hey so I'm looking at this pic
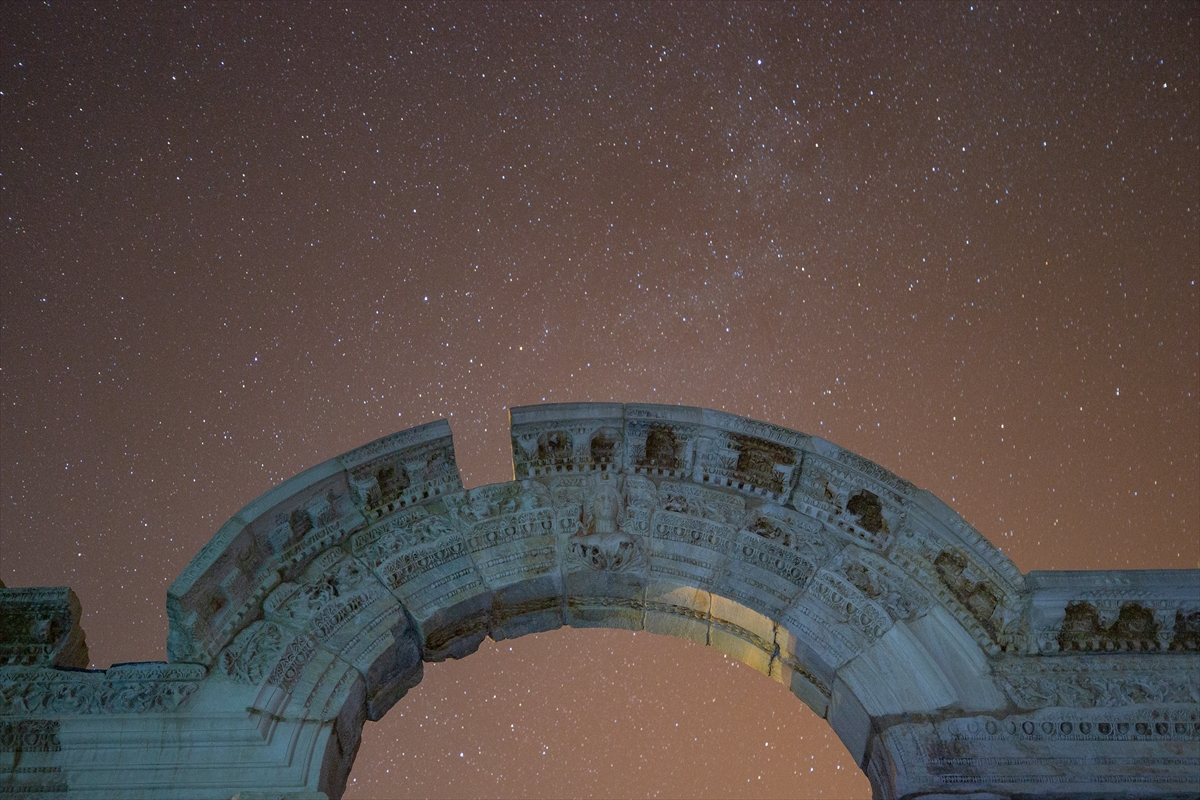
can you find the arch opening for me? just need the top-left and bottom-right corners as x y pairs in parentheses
(144, 403), (1199, 799)
(165, 403), (1026, 799)
(342, 625), (873, 799)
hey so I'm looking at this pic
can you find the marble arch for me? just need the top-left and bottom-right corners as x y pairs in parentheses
(2, 403), (1197, 799)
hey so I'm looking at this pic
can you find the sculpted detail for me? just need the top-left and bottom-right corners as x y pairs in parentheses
(2, 403), (1196, 799)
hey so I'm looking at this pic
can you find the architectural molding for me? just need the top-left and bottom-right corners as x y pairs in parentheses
(2, 403), (1196, 798)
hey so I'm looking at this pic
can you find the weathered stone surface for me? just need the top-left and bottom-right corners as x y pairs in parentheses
(0, 588), (88, 669)
(2, 403), (1197, 798)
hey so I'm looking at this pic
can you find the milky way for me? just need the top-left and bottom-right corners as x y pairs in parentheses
(2, 4), (1196, 797)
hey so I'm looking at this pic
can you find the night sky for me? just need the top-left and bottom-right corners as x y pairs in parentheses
(2, 3), (1196, 798)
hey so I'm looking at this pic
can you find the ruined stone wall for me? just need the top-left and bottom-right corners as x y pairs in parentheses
(2, 404), (1197, 799)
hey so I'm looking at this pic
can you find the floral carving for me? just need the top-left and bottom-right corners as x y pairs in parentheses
(219, 621), (285, 685)
(0, 719), (60, 751)
(0, 665), (203, 716)
(728, 433), (796, 494)
(568, 535), (647, 572)
(641, 424), (682, 470)
(841, 561), (918, 621)
(1002, 672), (1199, 709)
(536, 430), (573, 463)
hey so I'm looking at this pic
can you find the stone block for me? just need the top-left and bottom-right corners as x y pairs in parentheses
(0, 587), (88, 668)
(906, 605), (1006, 711)
(417, 593), (492, 661)
(711, 551), (802, 623)
(1025, 568), (1200, 654)
(362, 646), (422, 721)
(455, 483), (561, 593)
(489, 575), (564, 641)
(510, 402), (624, 478)
(777, 593), (869, 676)
(336, 420), (462, 517)
(252, 644), (363, 725)
(564, 571), (645, 630)
(623, 404), (704, 480)
(645, 480), (740, 599)
(371, 533), (488, 636)
(874, 708), (1200, 799)
(837, 624), (956, 717)
(707, 594), (774, 676)
(827, 677), (874, 768)
(167, 461), (365, 666)
(561, 530), (648, 631)
(784, 664), (830, 718)
(644, 582), (709, 645)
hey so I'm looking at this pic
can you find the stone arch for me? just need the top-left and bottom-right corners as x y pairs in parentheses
(5, 403), (1196, 799)
(160, 403), (1026, 798)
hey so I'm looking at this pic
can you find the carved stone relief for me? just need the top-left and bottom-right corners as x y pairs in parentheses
(1170, 609), (1200, 651)
(1058, 600), (1161, 652)
(1, 663), (205, 715)
(835, 551), (929, 623)
(5, 404), (1198, 799)
(349, 441), (457, 516)
(563, 473), (650, 574)
(219, 621), (286, 685)
(0, 718), (60, 752)
(0, 588), (88, 668)
(788, 453), (904, 551)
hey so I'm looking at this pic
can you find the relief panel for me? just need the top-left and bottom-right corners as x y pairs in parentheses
(0, 588), (87, 669)
(994, 654), (1200, 708)
(625, 418), (701, 480)
(510, 403), (625, 478)
(789, 453), (905, 551)
(348, 500), (486, 630)
(690, 431), (799, 499)
(709, 515), (820, 623)
(891, 531), (1021, 656)
(167, 466), (365, 665)
(347, 440), (459, 519)
(561, 472), (650, 629)
(448, 481), (559, 589)
(646, 480), (744, 591)
(0, 663), (205, 716)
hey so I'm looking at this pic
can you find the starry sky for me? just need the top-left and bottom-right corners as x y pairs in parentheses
(1, 3), (1196, 797)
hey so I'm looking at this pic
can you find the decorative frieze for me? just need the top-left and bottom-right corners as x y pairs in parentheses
(3, 404), (1196, 799)
(0, 663), (205, 715)
(0, 588), (88, 668)
(1024, 569), (1200, 655)
(0, 719), (60, 751)
(994, 654), (1200, 708)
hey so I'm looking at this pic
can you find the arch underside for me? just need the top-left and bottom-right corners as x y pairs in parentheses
(5, 403), (1194, 799)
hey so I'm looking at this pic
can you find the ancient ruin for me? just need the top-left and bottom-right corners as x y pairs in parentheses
(2, 403), (1197, 798)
